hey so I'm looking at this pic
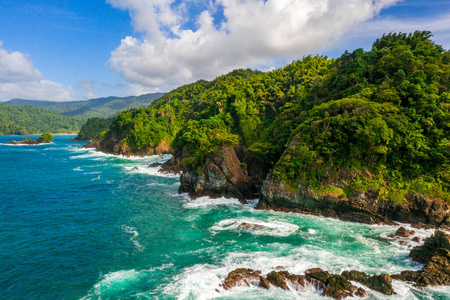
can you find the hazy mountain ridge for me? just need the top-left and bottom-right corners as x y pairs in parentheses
(5, 93), (165, 120)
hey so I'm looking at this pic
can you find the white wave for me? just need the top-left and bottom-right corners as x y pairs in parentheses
(81, 269), (145, 299)
(163, 263), (227, 300)
(182, 196), (256, 209)
(355, 234), (382, 254)
(82, 264), (174, 299)
(147, 182), (179, 188)
(123, 164), (180, 178)
(122, 225), (144, 251)
(73, 167), (83, 171)
(83, 171), (102, 175)
(210, 218), (299, 237)
(91, 176), (101, 181)
(162, 247), (441, 300)
(307, 229), (316, 235)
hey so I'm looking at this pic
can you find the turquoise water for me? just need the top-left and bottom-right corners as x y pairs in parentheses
(1, 135), (449, 300)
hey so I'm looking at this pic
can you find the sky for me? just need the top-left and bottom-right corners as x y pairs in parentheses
(0, 0), (450, 102)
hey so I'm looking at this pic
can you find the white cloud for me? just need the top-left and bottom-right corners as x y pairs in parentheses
(77, 80), (99, 99)
(0, 42), (75, 101)
(107, 0), (399, 91)
(328, 12), (450, 53)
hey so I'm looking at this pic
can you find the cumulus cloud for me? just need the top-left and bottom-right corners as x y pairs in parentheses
(107, 0), (399, 91)
(0, 42), (75, 101)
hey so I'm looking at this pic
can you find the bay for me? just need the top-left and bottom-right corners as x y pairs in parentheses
(0, 135), (449, 299)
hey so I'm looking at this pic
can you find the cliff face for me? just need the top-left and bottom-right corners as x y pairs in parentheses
(83, 132), (172, 157)
(178, 145), (255, 200)
(259, 174), (450, 227)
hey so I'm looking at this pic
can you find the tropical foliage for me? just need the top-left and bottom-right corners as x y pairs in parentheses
(0, 104), (84, 134)
(73, 117), (113, 141)
(100, 31), (450, 202)
(38, 132), (54, 142)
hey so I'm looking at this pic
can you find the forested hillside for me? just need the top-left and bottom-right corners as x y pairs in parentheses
(96, 31), (450, 206)
(73, 117), (113, 141)
(5, 93), (164, 120)
(0, 104), (84, 134)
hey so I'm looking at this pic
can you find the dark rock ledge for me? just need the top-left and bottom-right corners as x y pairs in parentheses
(219, 230), (450, 299)
(259, 176), (450, 229)
(158, 143), (450, 229)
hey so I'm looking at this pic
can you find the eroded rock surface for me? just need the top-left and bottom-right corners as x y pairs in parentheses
(393, 230), (450, 287)
(179, 145), (255, 200)
(220, 267), (390, 299)
(259, 175), (450, 228)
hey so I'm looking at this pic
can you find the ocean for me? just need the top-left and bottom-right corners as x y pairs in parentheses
(1, 135), (449, 299)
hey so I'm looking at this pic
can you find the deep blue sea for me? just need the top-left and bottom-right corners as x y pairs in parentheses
(1, 135), (450, 299)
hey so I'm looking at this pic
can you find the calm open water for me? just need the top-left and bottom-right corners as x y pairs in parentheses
(1, 135), (449, 299)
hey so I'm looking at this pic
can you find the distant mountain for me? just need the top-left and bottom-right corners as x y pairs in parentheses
(5, 93), (165, 120)
(0, 103), (84, 134)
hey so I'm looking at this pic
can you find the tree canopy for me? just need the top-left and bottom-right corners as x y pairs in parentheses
(99, 31), (450, 202)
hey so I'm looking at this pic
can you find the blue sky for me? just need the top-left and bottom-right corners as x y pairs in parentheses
(0, 0), (449, 101)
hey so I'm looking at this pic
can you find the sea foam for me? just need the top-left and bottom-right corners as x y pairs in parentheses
(210, 217), (299, 237)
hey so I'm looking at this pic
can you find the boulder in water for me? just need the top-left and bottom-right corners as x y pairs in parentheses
(220, 268), (261, 290)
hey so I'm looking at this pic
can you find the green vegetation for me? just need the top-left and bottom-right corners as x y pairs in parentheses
(5, 93), (164, 120)
(0, 103), (84, 134)
(100, 31), (450, 202)
(73, 117), (113, 141)
(38, 133), (54, 143)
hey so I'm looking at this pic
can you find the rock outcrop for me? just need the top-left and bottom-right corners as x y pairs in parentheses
(178, 145), (255, 200)
(219, 267), (397, 299)
(259, 175), (450, 227)
(83, 137), (172, 157)
(4, 137), (49, 145)
(393, 230), (450, 287)
(220, 268), (262, 290)
(220, 232), (450, 297)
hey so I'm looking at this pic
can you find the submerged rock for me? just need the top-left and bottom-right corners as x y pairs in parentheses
(396, 226), (411, 237)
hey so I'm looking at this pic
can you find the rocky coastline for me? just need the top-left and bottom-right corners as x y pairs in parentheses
(85, 139), (450, 294)
(259, 175), (450, 230)
(84, 136), (450, 231)
(218, 229), (450, 299)
(82, 137), (172, 157)
(152, 144), (450, 231)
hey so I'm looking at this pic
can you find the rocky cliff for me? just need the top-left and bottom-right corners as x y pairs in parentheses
(259, 174), (450, 228)
(83, 135), (172, 157)
(178, 145), (256, 200)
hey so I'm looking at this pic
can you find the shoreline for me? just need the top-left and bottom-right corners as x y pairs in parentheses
(88, 145), (450, 231)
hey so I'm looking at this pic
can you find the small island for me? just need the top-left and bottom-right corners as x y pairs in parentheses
(4, 132), (54, 145)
